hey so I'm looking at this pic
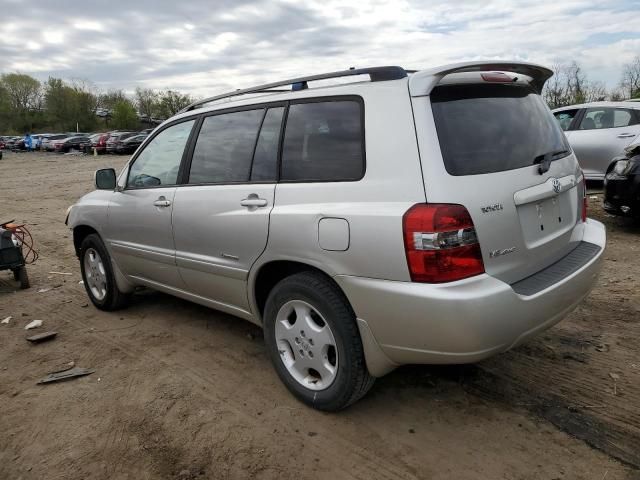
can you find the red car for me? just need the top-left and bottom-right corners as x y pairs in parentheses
(90, 133), (110, 154)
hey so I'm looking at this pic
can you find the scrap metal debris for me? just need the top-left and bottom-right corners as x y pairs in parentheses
(24, 319), (43, 330)
(26, 331), (57, 343)
(48, 271), (72, 276)
(37, 367), (95, 385)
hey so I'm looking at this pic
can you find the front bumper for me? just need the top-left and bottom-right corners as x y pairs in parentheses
(335, 219), (606, 376)
(604, 172), (640, 217)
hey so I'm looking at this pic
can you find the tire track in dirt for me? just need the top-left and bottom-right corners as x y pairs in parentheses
(20, 294), (418, 480)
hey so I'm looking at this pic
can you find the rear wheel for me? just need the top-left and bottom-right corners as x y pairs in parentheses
(263, 271), (374, 411)
(79, 234), (129, 310)
(12, 266), (30, 289)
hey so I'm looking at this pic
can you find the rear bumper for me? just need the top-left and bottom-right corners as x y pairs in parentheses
(335, 219), (606, 376)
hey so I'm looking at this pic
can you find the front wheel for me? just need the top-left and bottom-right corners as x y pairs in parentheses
(79, 234), (129, 310)
(263, 271), (375, 411)
(13, 266), (30, 289)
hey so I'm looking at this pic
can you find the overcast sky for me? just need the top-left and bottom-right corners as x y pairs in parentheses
(1, 0), (639, 96)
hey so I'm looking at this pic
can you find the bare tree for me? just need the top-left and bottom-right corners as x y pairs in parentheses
(584, 81), (607, 103)
(564, 62), (587, 105)
(135, 87), (159, 119)
(620, 55), (640, 99)
(543, 63), (568, 109)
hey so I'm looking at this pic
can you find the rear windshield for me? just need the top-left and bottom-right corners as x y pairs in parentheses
(431, 84), (570, 176)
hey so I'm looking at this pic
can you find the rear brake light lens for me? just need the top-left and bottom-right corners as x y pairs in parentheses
(403, 204), (485, 283)
(481, 72), (514, 83)
(579, 169), (587, 223)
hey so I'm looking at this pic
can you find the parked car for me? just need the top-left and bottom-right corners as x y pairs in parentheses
(114, 134), (148, 154)
(42, 134), (68, 151)
(52, 136), (91, 153)
(604, 141), (640, 219)
(552, 101), (640, 180)
(67, 62), (606, 410)
(105, 131), (136, 153)
(78, 133), (103, 153)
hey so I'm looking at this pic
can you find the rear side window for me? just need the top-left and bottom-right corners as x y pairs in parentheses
(553, 109), (579, 131)
(281, 100), (364, 181)
(578, 107), (638, 130)
(431, 84), (570, 176)
(189, 109), (264, 184)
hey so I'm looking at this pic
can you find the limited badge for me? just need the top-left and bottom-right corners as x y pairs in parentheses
(490, 246), (516, 258)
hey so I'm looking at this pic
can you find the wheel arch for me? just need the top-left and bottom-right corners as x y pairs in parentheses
(73, 224), (99, 257)
(251, 259), (397, 379)
(73, 224), (135, 294)
(250, 260), (345, 322)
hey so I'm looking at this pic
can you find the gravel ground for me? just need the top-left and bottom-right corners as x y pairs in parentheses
(0, 151), (639, 480)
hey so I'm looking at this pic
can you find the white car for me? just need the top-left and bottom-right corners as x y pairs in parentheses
(552, 101), (640, 180)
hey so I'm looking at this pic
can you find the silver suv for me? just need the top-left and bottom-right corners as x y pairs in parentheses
(67, 62), (606, 411)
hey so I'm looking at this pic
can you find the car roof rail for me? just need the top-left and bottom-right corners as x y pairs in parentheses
(179, 66), (409, 113)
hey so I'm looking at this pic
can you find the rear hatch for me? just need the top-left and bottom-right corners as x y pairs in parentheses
(412, 70), (586, 284)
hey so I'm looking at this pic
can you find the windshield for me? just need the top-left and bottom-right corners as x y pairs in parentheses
(431, 84), (570, 176)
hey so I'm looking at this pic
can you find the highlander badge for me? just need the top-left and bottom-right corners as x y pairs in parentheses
(481, 203), (504, 214)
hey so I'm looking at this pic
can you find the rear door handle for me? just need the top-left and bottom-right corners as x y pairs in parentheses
(617, 133), (636, 138)
(240, 196), (268, 208)
(153, 196), (171, 207)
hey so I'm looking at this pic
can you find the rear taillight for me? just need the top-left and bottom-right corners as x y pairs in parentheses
(579, 169), (587, 223)
(402, 204), (485, 283)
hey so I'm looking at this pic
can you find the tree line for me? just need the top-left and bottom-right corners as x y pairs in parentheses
(1, 56), (639, 134)
(0, 75), (196, 134)
(541, 56), (639, 109)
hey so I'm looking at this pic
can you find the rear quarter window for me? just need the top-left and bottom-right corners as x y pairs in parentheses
(281, 99), (364, 182)
(431, 84), (570, 176)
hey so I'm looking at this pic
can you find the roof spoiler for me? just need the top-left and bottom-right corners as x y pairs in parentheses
(408, 60), (553, 96)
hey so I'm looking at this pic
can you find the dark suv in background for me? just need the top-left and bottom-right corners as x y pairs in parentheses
(114, 134), (148, 154)
(106, 132), (137, 153)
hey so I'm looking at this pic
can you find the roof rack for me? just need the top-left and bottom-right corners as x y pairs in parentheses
(179, 66), (408, 113)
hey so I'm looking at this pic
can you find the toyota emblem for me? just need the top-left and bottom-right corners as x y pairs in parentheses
(552, 178), (561, 194)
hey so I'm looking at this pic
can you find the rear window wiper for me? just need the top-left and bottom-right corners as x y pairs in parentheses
(533, 149), (570, 174)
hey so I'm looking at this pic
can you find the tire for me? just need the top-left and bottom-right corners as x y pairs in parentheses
(263, 271), (375, 411)
(17, 266), (30, 289)
(79, 233), (129, 310)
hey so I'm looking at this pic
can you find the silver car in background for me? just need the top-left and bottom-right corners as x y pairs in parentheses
(553, 101), (640, 180)
(67, 61), (606, 410)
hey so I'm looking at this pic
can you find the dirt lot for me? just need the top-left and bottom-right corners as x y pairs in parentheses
(0, 151), (639, 480)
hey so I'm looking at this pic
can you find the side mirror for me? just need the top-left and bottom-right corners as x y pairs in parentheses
(95, 168), (117, 190)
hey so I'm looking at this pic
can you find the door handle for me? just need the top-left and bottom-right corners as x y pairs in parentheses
(153, 197), (171, 207)
(617, 133), (636, 138)
(240, 196), (268, 208)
